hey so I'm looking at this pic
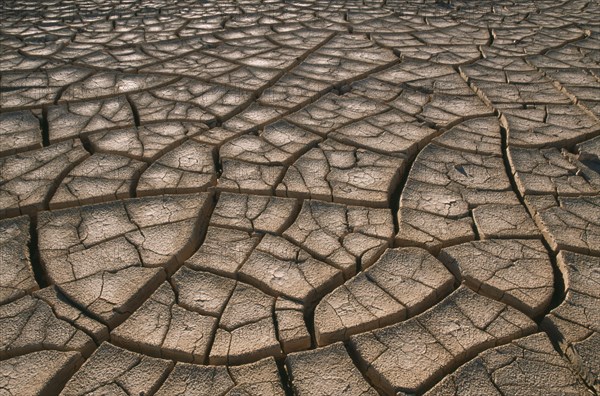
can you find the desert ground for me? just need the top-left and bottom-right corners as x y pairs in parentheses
(0, 0), (599, 395)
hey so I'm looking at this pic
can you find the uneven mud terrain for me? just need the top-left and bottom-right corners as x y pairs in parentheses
(0, 0), (599, 395)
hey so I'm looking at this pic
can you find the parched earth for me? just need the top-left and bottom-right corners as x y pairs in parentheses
(0, 0), (599, 395)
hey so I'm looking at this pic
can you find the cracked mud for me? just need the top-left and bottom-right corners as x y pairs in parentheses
(0, 0), (599, 395)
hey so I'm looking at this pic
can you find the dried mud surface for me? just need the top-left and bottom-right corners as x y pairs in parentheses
(0, 0), (599, 395)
